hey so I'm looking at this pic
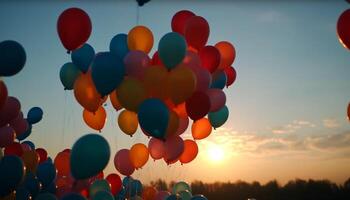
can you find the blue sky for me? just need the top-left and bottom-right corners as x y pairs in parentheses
(1, 0), (350, 184)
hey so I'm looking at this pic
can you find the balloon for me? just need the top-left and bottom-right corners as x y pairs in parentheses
(21, 143), (31, 152)
(83, 106), (106, 132)
(35, 148), (48, 163)
(118, 110), (138, 137)
(36, 193), (57, 200)
(71, 43), (95, 73)
(208, 105), (229, 129)
(186, 64), (212, 92)
(115, 187), (127, 200)
(164, 136), (184, 164)
(224, 66), (237, 87)
(127, 26), (154, 54)
(191, 118), (212, 140)
(210, 70), (227, 89)
(129, 143), (149, 169)
(136, 0), (151, 6)
(57, 8), (92, 52)
(117, 78), (147, 112)
(109, 90), (123, 111)
(206, 89), (226, 112)
(155, 191), (171, 200)
(110, 33), (129, 60)
(148, 137), (165, 160)
(106, 173), (122, 195)
(172, 181), (191, 194)
(22, 141), (35, 151)
(178, 190), (192, 200)
(9, 113), (28, 135)
(0, 80), (8, 109)
(151, 51), (165, 66)
(215, 41), (236, 69)
(158, 32), (187, 70)
(199, 46), (220, 73)
(91, 52), (125, 96)
(124, 50), (150, 79)
(171, 10), (196, 35)
(185, 91), (210, 121)
(182, 51), (201, 68)
(4, 142), (23, 157)
(142, 186), (157, 200)
(167, 194), (181, 200)
(130, 179), (143, 197)
(0, 96), (21, 127)
(114, 149), (135, 176)
(172, 102), (188, 118)
(143, 66), (168, 99)
(337, 9), (350, 50)
(27, 107), (43, 124)
(70, 134), (110, 179)
(89, 179), (111, 198)
(0, 156), (25, 197)
(16, 123), (32, 141)
(36, 161), (56, 186)
(0, 40), (26, 77)
(0, 149), (2, 160)
(15, 187), (31, 200)
(175, 116), (189, 135)
(92, 191), (114, 200)
(348, 102), (350, 121)
(61, 193), (87, 200)
(0, 126), (15, 148)
(21, 150), (39, 173)
(167, 66), (197, 105)
(165, 110), (180, 138)
(122, 176), (134, 188)
(54, 151), (70, 177)
(138, 98), (169, 139)
(191, 195), (208, 200)
(179, 140), (198, 164)
(184, 16), (209, 50)
(74, 72), (101, 112)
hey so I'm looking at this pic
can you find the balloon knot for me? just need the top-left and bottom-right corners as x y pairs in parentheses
(67, 50), (71, 54)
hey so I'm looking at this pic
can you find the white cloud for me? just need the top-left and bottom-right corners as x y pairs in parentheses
(323, 119), (340, 128)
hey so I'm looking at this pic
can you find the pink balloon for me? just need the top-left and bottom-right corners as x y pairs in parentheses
(124, 50), (151, 79)
(114, 149), (135, 176)
(186, 64), (211, 92)
(0, 126), (15, 148)
(175, 116), (189, 136)
(0, 96), (21, 127)
(182, 51), (201, 68)
(21, 143), (32, 151)
(164, 136), (184, 164)
(148, 137), (165, 160)
(9, 113), (29, 136)
(206, 89), (226, 112)
(154, 191), (171, 200)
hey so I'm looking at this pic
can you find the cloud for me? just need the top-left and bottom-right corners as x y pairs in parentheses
(308, 131), (350, 150)
(271, 120), (315, 134)
(323, 119), (340, 128)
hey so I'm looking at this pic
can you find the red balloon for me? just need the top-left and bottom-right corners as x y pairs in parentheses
(224, 66), (237, 87)
(0, 126), (15, 148)
(148, 137), (165, 160)
(4, 142), (23, 156)
(57, 8), (92, 52)
(0, 80), (7, 110)
(151, 51), (165, 66)
(106, 173), (122, 195)
(114, 149), (135, 176)
(164, 136), (184, 164)
(185, 91), (210, 121)
(184, 16), (210, 50)
(171, 10), (196, 35)
(36, 148), (48, 164)
(199, 46), (221, 73)
(0, 96), (21, 127)
(337, 9), (350, 50)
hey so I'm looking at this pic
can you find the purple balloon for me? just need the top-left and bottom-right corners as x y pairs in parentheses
(0, 96), (21, 127)
(186, 64), (211, 92)
(114, 149), (135, 176)
(124, 50), (150, 79)
(175, 116), (189, 136)
(148, 137), (165, 160)
(0, 126), (15, 148)
(206, 89), (226, 112)
(164, 135), (184, 164)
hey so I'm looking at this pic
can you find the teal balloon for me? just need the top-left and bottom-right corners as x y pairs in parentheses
(61, 193), (87, 200)
(0, 156), (25, 197)
(115, 187), (126, 200)
(158, 32), (187, 70)
(27, 107), (43, 124)
(208, 105), (229, 128)
(70, 134), (110, 180)
(122, 176), (133, 188)
(178, 190), (192, 200)
(172, 181), (191, 194)
(191, 195), (208, 200)
(130, 179), (142, 197)
(92, 190), (114, 200)
(138, 98), (169, 139)
(59, 62), (81, 90)
(71, 43), (95, 73)
(91, 52), (125, 96)
(36, 161), (56, 186)
(0, 40), (26, 77)
(110, 34), (129, 60)
(17, 123), (31, 141)
(36, 193), (57, 200)
(15, 187), (31, 200)
(210, 71), (227, 89)
(89, 179), (111, 198)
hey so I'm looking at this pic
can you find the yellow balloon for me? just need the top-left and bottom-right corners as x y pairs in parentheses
(110, 90), (123, 111)
(166, 65), (196, 105)
(143, 66), (168, 99)
(191, 118), (212, 140)
(74, 72), (102, 112)
(165, 110), (180, 138)
(127, 26), (154, 54)
(129, 143), (149, 169)
(83, 106), (107, 132)
(118, 110), (138, 137)
(117, 78), (147, 112)
(22, 150), (39, 173)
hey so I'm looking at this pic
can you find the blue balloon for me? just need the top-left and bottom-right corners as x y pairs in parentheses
(208, 105), (229, 129)
(17, 123), (32, 141)
(91, 52), (125, 96)
(0, 40), (26, 77)
(115, 187), (126, 200)
(130, 180), (142, 197)
(0, 156), (25, 197)
(210, 71), (227, 89)
(41, 180), (56, 194)
(36, 161), (56, 186)
(110, 34), (129, 60)
(61, 193), (87, 200)
(36, 192), (57, 200)
(158, 32), (187, 70)
(71, 43), (95, 73)
(92, 190), (114, 200)
(122, 176), (134, 188)
(15, 187), (31, 200)
(22, 172), (40, 198)
(191, 195), (208, 200)
(138, 98), (169, 139)
(27, 107), (43, 124)
(22, 140), (35, 150)
(167, 194), (181, 200)
(59, 62), (81, 90)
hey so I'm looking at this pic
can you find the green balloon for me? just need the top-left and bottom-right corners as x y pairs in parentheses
(178, 190), (192, 200)
(36, 192), (57, 200)
(158, 32), (187, 70)
(172, 181), (191, 194)
(92, 190), (114, 200)
(208, 105), (229, 128)
(70, 134), (110, 180)
(59, 62), (81, 90)
(90, 179), (111, 198)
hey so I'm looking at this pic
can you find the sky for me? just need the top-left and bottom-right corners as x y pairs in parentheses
(1, 0), (350, 185)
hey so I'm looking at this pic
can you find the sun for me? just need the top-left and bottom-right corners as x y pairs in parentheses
(207, 144), (224, 163)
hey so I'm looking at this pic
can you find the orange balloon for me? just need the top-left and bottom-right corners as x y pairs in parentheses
(127, 26), (154, 54)
(215, 41), (236, 70)
(117, 78), (147, 112)
(54, 151), (71, 177)
(172, 102), (188, 118)
(118, 110), (138, 137)
(179, 139), (198, 164)
(110, 90), (123, 111)
(129, 143), (149, 169)
(143, 66), (168, 99)
(142, 186), (157, 200)
(192, 118), (212, 140)
(165, 111), (180, 138)
(74, 72), (102, 112)
(22, 150), (39, 173)
(166, 65), (196, 105)
(83, 106), (107, 132)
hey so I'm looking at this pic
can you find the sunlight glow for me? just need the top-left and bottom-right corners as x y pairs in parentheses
(207, 145), (225, 162)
